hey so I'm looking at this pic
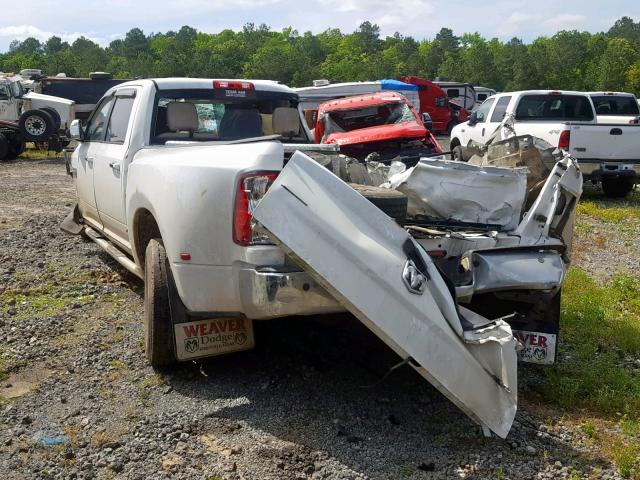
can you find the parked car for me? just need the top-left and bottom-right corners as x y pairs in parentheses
(588, 91), (640, 124)
(62, 77), (581, 439)
(450, 90), (640, 197)
(314, 91), (442, 160)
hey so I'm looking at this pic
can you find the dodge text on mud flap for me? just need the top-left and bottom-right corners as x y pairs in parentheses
(174, 318), (255, 361)
(513, 330), (557, 365)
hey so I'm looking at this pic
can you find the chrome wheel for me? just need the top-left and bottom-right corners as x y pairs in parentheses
(24, 115), (46, 137)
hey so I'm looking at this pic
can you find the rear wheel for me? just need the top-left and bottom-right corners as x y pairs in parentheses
(144, 239), (177, 368)
(349, 183), (408, 224)
(602, 178), (633, 198)
(6, 139), (25, 159)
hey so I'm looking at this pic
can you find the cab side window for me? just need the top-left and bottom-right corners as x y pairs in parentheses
(86, 97), (115, 141)
(490, 96), (512, 122)
(106, 97), (135, 144)
(474, 98), (495, 123)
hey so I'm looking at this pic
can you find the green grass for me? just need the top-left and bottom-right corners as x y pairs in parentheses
(541, 268), (640, 415)
(577, 189), (640, 223)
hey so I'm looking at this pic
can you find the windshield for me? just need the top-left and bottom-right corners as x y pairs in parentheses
(10, 81), (23, 98)
(591, 95), (640, 116)
(151, 88), (306, 144)
(515, 94), (594, 121)
(326, 101), (417, 132)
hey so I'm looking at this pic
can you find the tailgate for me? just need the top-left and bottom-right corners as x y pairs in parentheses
(252, 152), (518, 438)
(568, 124), (640, 161)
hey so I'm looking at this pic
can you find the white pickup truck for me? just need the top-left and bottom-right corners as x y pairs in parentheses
(450, 90), (640, 197)
(62, 78), (583, 438)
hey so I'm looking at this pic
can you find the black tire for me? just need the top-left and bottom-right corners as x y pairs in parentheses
(144, 239), (177, 368)
(0, 134), (8, 161)
(6, 139), (25, 160)
(40, 107), (61, 130)
(602, 178), (633, 198)
(19, 109), (54, 141)
(446, 121), (456, 135)
(451, 145), (464, 161)
(349, 183), (408, 223)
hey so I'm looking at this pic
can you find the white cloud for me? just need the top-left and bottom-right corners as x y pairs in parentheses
(542, 13), (586, 31)
(0, 25), (119, 47)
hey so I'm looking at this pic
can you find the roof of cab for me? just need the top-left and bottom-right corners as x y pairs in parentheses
(107, 78), (295, 95)
(319, 91), (408, 112)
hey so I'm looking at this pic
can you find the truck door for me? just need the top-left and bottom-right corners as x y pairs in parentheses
(93, 88), (137, 247)
(464, 97), (495, 144)
(484, 96), (512, 139)
(75, 96), (116, 230)
(0, 82), (20, 122)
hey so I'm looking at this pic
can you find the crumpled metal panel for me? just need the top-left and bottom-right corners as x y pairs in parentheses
(252, 151), (518, 438)
(388, 159), (528, 230)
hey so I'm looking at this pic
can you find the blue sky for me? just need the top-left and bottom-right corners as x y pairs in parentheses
(1, 0), (638, 51)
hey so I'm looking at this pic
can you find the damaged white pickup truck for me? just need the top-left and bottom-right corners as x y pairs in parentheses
(62, 78), (582, 438)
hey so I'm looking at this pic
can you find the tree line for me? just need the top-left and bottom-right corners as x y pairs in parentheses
(1, 17), (639, 94)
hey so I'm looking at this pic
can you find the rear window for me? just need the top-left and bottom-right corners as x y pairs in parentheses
(590, 95), (640, 116)
(325, 101), (416, 132)
(515, 94), (594, 121)
(151, 88), (305, 144)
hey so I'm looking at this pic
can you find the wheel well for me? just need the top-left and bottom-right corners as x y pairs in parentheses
(133, 209), (161, 270)
(450, 137), (461, 150)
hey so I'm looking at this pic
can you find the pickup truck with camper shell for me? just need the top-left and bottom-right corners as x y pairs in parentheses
(450, 90), (640, 197)
(62, 77), (582, 438)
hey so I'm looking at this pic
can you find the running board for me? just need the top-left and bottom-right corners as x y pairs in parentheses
(84, 227), (143, 279)
(253, 152), (518, 438)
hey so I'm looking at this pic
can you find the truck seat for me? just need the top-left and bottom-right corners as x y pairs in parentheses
(219, 107), (261, 140)
(155, 102), (199, 143)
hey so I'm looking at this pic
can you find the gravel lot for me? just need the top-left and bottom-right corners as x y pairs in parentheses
(0, 156), (633, 480)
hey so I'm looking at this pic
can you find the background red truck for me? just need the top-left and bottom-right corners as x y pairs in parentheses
(314, 91), (442, 161)
(398, 76), (469, 134)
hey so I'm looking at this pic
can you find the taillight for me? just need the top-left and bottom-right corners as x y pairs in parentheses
(558, 130), (570, 150)
(233, 171), (279, 246)
(214, 80), (254, 90)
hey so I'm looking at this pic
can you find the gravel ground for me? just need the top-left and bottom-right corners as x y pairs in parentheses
(0, 157), (631, 480)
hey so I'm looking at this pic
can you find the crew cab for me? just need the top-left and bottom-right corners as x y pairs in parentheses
(450, 90), (640, 197)
(314, 91), (442, 160)
(588, 91), (640, 125)
(63, 78), (582, 437)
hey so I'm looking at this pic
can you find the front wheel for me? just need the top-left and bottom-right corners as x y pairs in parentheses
(602, 178), (633, 198)
(19, 109), (54, 141)
(451, 145), (464, 162)
(144, 239), (177, 368)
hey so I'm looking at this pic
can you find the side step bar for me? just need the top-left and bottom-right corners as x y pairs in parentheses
(84, 226), (144, 280)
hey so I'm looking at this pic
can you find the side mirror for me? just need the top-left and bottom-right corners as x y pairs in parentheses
(421, 112), (433, 131)
(467, 111), (478, 126)
(69, 119), (84, 141)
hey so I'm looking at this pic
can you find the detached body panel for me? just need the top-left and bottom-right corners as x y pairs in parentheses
(252, 152), (518, 438)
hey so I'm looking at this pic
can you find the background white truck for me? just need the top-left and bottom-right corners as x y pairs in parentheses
(0, 74), (75, 156)
(450, 90), (640, 197)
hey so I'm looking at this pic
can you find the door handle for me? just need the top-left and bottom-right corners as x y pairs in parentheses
(85, 156), (94, 166)
(482, 128), (486, 136)
(109, 161), (121, 174)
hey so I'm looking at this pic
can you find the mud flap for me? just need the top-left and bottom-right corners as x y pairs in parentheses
(59, 204), (84, 235)
(252, 152), (518, 438)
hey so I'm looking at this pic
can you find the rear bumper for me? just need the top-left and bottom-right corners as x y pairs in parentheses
(237, 267), (343, 319)
(579, 161), (640, 183)
(172, 262), (343, 319)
